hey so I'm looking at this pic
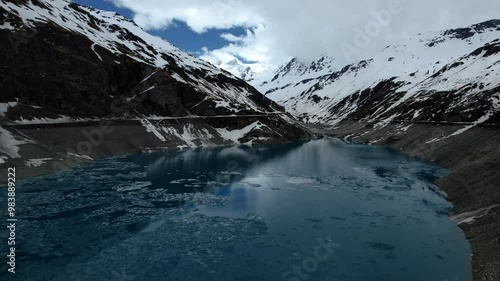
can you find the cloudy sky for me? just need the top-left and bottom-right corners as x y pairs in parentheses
(76, 0), (500, 70)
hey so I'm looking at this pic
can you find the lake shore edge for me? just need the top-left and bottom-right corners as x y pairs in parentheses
(313, 120), (500, 281)
(0, 117), (312, 183)
(2, 119), (497, 280)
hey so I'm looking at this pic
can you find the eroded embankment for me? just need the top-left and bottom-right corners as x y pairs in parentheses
(0, 115), (310, 181)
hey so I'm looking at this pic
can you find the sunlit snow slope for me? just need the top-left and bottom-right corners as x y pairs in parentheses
(259, 20), (500, 126)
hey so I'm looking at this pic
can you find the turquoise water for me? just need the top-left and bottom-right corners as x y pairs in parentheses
(0, 139), (471, 281)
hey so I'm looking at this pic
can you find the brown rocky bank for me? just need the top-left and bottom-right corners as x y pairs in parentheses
(312, 120), (500, 281)
(0, 115), (311, 181)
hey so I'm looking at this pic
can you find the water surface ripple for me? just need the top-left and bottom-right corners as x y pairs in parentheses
(0, 139), (471, 281)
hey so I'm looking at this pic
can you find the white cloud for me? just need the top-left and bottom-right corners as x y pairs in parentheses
(111, 0), (500, 68)
(111, 0), (261, 32)
(220, 33), (244, 43)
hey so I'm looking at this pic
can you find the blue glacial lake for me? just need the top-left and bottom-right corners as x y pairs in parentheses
(0, 138), (471, 281)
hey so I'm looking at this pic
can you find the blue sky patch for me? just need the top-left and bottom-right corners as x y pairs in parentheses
(73, 0), (245, 55)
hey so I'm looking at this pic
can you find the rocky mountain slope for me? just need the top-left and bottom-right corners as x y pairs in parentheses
(253, 19), (500, 281)
(0, 0), (310, 175)
(259, 20), (500, 128)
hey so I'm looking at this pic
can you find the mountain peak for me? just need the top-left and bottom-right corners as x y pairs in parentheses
(434, 18), (500, 43)
(227, 58), (240, 66)
(270, 58), (307, 81)
(471, 19), (500, 32)
(309, 54), (335, 72)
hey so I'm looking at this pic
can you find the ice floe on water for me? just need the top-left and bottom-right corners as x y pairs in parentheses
(1, 139), (473, 281)
(115, 181), (152, 192)
(286, 176), (318, 185)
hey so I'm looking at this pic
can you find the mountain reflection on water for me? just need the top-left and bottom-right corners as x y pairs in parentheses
(0, 138), (471, 281)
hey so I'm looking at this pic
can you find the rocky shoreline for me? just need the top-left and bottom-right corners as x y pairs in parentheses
(1, 117), (498, 280)
(0, 115), (311, 182)
(313, 120), (500, 281)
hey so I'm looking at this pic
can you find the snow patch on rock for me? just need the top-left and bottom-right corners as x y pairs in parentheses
(216, 122), (268, 143)
(25, 158), (53, 167)
(0, 126), (26, 159)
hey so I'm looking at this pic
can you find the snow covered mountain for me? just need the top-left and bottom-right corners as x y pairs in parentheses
(261, 55), (337, 100)
(259, 20), (500, 126)
(0, 0), (310, 168)
(0, 0), (288, 119)
(213, 58), (272, 83)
